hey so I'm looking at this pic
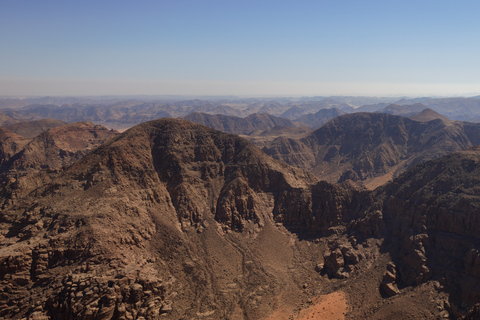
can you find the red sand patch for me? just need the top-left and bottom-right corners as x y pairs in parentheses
(265, 291), (348, 320)
(297, 292), (348, 320)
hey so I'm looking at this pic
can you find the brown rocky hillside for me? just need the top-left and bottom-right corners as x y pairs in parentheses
(0, 122), (119, 206)
(2, 118), (480, 319)
(0, 118), (327, 319)
(264, 112), (479, 189)
(0, 113), (20, 127)
(5, 119), (67, 138)
(408, 108), (450, 122)
(183, 112), (299, 135)
(0, 127), (30, 167)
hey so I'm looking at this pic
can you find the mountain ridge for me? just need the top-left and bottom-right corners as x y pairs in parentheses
(263, 112), (479, 188)
(2, 117), (480, 319)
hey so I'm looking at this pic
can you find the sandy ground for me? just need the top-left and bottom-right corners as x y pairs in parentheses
(265, 291), (348, 320)
(296, 291), (348, 320)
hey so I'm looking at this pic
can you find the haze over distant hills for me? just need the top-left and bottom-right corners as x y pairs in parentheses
(2, 95), (479, 131)
(182, 112), (300, 135)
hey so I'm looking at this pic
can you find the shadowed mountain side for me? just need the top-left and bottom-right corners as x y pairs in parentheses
(408, 108), (450, 122)
(263, 112), (477, 189)
(4, 122), (119, 174)
(243, 126), (313, 149)
(3, 118), (480, 318)
(0, 127), (30, 167)
(182, 112), (298, 135)
(371, 147), (480, 316)
(280, 99), (352, 120)
(2, 118), (357, 319)
(0, 122), (119, 205)
(0, 113), (20, 126)
(376, 103), (427, 116)
(295, 108), (345, 129)
(5, 119), (67, 138)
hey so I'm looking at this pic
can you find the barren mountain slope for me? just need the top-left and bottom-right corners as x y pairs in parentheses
(408, 108), (450, 122)
(264, 112), (477, 189)
(0, 113), (20, 126)
(300, 147), (480, 319)
(377, 103), (427, 116)
(0, 118), (341, 320)
(183, 112), (298, 135)
(296, 108), (345, 129)
(3, 118), (480, 319)
(373, 146), (480, 319)
(6, 121), (119, 172)
(0, 127), (30, 167)
(5, 119), (67, 138)
(0, 122), (119, 205)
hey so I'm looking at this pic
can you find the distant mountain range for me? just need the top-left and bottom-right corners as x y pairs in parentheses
(263, 112), (480, 189)
(2, 95), (480, 130)
(182, 112), (299, 135)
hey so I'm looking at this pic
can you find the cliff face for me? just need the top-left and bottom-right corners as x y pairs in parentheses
(376, 147), (480, 309)
(2, 118), (480, 319)
(264, 112), (476, 188)
(0, 118), (338, 319)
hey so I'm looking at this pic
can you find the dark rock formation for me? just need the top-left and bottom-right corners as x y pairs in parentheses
(375, 147), (480, 312)
(2, 117), (480, 319)
(264, 112), (478, 188)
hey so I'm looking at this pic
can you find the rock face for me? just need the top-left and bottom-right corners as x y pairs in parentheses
(5, 121), (118, 173)
(183, 112), (298, 135)
(0, 122), (119, 207)
(381, 262), (400, 297)
(3, 118), (480, 319)
(264, 112), (479, 188)
(376, 147), (480, 307)
(0, 118), (348, 319)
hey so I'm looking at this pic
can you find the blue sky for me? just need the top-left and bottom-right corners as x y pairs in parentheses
(1, 0), (480, 96)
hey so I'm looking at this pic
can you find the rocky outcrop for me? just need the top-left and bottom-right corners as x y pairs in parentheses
(375, 147), (480, 311)
(380, 262), (400, 297)
(0, 119), (329, 319)
(0, 243), (170, 320)
(3, 117), (480, 319)
(264, 112), (477, 188)
(0, 122), (119, 207)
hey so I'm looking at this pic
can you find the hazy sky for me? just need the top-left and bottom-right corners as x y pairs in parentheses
(1, 0), (480, 97)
